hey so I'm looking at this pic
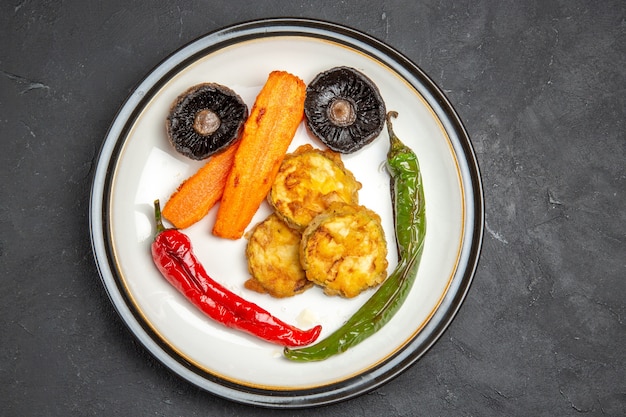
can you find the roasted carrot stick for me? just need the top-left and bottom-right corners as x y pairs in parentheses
(162, 141), (239, 229)
(212, 71), (306, 239)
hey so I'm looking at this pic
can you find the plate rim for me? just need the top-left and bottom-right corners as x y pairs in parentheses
(89, 17), (484, 408)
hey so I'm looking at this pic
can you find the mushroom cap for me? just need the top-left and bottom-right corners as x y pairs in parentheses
(166, 83), (248, 160)
(304, 67), (386, 153)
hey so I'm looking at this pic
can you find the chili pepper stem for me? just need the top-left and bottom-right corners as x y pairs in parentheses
(386, 111), (403, 157)
(153, 199), (167, 234)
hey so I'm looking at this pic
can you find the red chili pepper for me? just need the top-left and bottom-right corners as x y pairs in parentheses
(150, 199), (321, 347)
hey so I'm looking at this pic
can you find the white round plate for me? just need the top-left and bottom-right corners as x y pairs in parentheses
(90, 18), (483, 408)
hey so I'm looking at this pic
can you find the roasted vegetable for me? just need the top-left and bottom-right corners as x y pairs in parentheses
(151, 200), (321, 347)
(162, 141), (239, 229)
(304, 67), (386, 153)
(268, 144), (361, 230)
(213, 71), (306, 239)
(245, 214), (312, 298)
(284, 111), (426, 360)
(300, 202), (388, 298)
(166, 83), (248, 160)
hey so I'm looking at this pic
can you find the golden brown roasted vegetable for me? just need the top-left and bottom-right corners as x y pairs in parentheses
(245, 214), (313, 298)
(300, 202), (388, 298)
(268, 144), (361, 230)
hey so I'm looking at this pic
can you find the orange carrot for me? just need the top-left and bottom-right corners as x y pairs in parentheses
(162, 141), (239, 229)
(212, 71), (306, 239)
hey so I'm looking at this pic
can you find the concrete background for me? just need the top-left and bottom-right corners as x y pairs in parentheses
(1, 0), (624, 415)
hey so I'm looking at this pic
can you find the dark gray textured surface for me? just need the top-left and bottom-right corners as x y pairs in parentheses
(1, 1), (624, 415)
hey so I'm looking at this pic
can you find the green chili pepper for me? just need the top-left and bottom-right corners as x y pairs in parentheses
(283, 111), (426, 361)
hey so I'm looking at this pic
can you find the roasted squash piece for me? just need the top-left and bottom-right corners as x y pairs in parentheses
(246, 214), (312, 298)
(268, 144), (361, 231)
(300, 203), (388, 298)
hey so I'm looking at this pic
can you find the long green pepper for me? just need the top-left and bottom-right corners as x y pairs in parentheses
(283, 111), (426, 361)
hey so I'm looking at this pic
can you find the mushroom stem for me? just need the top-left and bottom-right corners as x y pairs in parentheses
(193, 109), (221, 136)
(328, 98), (356, 127)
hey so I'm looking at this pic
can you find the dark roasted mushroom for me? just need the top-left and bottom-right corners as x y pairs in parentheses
(304, 67), (386, 153)
(166, 83), (248, 160)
